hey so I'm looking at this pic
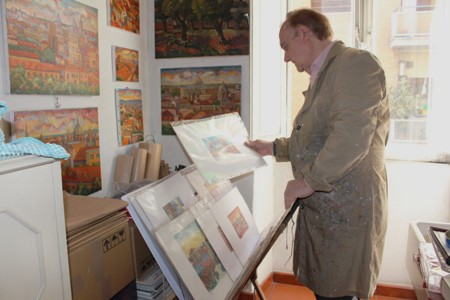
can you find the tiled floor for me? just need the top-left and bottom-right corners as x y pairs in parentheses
(263, 282), (416, 300)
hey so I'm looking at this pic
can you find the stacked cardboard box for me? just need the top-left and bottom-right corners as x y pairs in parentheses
(64, 192), (135, 300)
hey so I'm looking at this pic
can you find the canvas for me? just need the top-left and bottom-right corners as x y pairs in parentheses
(108, 0), (140, 34)
(113, 46), (139, 82)
(115, 88), (144, 146)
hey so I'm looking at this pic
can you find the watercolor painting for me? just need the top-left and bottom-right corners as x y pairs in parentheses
(202, 135), (240, 161)
(113, 46), (139, 82)
(154, 0), (250, 58)
(108, 0), (140, 34)
(174, 220), (226, 291)
(14, 108), (102, 195)
(115, 88), (144, 146)
(163, 196), (185, 220)
(228, 206), (249, 239)
(4, 0), (99, 95)
(161, 66), (241, 135)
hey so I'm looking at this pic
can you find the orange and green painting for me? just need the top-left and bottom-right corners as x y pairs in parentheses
(154, 0), (250, 58)
(109, 0), (140, 34)
(115, 88), (144, 146)
(114, 46), (139, 82)
(14, 108), (102, 195)
(5, 0), (99, 95)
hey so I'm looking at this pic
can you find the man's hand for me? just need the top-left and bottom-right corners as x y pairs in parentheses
(284, 179), (314, 209)
(244, 139), (273, 156)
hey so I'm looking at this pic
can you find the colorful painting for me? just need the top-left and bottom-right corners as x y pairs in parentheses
(113, 46), (139, 82)
(161, 66), (241, 135)
(14, 108), (102, 195)
(202, 135), (240, 161)
(108, 0), (140, 34)
(174, 221), (226, 292)
(227, 206), (249, 239)
(115, 88), (144, 146)
(4, 0), (99, 95)
(163, 196), (185, 220)
(154, 0), (250, 58)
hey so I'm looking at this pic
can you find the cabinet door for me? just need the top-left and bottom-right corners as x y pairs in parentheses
(0, 156), (71, 300)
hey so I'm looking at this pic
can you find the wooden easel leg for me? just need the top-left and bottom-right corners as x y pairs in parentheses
(250, 273), (266, 300)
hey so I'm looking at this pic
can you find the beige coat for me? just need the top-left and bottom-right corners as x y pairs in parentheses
(275, 41), (390, 299)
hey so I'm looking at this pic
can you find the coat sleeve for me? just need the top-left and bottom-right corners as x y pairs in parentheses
(274, 137), (290, 162)
(302, 50), (387, 191)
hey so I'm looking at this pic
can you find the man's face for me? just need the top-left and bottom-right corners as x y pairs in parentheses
(279, 24), (310, 73)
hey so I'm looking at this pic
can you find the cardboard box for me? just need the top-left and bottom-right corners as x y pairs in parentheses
(129, 219), (155, 280)
(68, 219), (135, 300)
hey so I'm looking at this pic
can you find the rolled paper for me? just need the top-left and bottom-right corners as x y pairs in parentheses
(113, 154), (134, 183)
(130, 147), (148, 182)
(143, 143), (162, 181)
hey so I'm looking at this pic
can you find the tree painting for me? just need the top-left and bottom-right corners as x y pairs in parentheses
(154, 0), (250, 58)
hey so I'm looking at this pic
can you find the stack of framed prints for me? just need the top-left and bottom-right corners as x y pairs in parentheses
(122, 165), (261, 300)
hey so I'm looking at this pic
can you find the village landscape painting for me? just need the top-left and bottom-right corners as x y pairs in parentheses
(154, 0), (250, 58)
(108, 0), (140, 34)
(160, 66), (241, 135)
(115, 88), (144, 146)
(14, 108), (102, 195)
(4, 0), (99, 95)
(113, 46), (139, 82)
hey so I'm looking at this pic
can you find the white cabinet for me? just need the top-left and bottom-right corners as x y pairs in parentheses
(0, 155), (71, 300)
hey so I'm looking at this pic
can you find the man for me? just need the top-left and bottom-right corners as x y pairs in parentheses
(246, 8), (390, 300)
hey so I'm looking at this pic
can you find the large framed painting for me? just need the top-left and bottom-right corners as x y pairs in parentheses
(160, 65), (241, 135)
(115, 88), (144, 146)
(113, 46), (139, 82)
(13, 108), (102, 195)
(108, 0), (140, 34)
(154, 0), (250, 58)
(3, 0), (99, 95)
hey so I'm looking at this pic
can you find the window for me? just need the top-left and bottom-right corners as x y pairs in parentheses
(288, 0), (450, 162)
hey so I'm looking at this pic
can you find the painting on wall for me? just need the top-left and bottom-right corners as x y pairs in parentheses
(160, 65), (241, 135)
(4, 0), (99, 95)
(108, 0), (140, 34)
(115, 88), (144, 146)
(154, 0), (250, 58)
(13, 108), (102, 195)
(113, 46), (139, 82)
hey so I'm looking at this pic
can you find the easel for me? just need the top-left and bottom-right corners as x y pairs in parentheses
(225, 200), (301, 300)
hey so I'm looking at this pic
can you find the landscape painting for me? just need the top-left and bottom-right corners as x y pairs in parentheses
(160, 65), (241, 135)
(14, 108), (102, 195)
(115, 88), (144, 146)
(108, 0), (140, 34)
(4, 0), (99, 95)
(154, 0), (250, 58)
(113, 46), (139, 82)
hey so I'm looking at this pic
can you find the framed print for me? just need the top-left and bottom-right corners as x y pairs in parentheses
(194, 207), (242, 282)
(108, 0), (140, 34)
(131, 172), (198, 229)
(155, 211), (233, 300)
(13, 108), (102, 195)
(209, 187), (260, 265)
(4, 0), (99, 95)
(115, 88), (144, 146)
(154, 0), (249, 58)
(172, 112), (267, 183)
(113, 46), (139, 82)
(160, 65), (241, 135)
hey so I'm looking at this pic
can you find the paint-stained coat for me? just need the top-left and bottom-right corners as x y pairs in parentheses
(274, 41), (390, 299)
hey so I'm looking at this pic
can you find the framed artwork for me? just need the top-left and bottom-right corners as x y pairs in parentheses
(115, 88), (144, 146)
(154, 0), (250, 58)
(108, 0), (140, 34)
(113, 46), (139, 82)
(4, 0), (99, 95)
(194, 207), (243, 282)
(172, 112), (267, 184)
(209, 187), (260, 265)
(130, 172), (198, 229)
(155, 211), (233, 299)
(13, 108), (102, 195)
(160, 65), (241, 135)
